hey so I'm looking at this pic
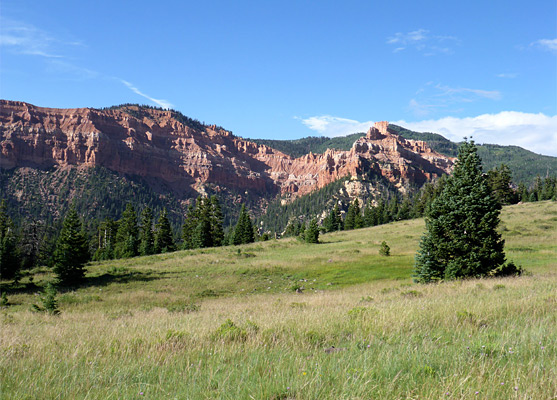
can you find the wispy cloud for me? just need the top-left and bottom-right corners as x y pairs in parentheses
(299, 112), (557, 157)
(0, 17), (70, 58)
(496, 73), (518, 79)
(393, 112), (557, 157)
(1, 16), (174, 109)
(408, 83), (501, 116)
(120, 80), (174, 109)
(531, 38), (557, 53)
(386, 29), (458, 55)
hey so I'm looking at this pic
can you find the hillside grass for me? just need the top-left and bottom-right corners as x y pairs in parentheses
(1, 201), (556, 399)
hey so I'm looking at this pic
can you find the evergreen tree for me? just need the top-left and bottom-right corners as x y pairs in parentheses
(93, 218), (118, 261)
(323, 204), (342, 232)
(396, 197), (412, 221)
(414, 140), (507, 282)
(19, 219), (44, 270)
(517, 182), (529, 202)
(209, 195), (225, 247)
(344, 201), (356, 230)
(52, 207), (89, 286)
(154, 208), (175, 253)
(115, 203), (139, 258)
(487, 164), (516, 205)
(232, 204), (254, 245)
(139, 207), (155, 256)
(181, 204), (198, 250)
(364, 202), (377, 227)
(353, 199), (363, 229)
(193, 199), (212, 248)
(305, 218), (320, 244)
(0, 200), (21, 280)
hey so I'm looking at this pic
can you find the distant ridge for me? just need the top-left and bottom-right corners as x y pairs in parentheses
(251, 124), (557, 185)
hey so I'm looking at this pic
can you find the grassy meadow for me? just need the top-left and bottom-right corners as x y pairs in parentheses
(1, 201), (556, 399)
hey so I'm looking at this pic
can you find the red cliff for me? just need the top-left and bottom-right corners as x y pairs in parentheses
(0, 100), (454, 199)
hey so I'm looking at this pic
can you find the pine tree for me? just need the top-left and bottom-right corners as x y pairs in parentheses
(0, 200), (21, 280)
(53, 207), (89, 286)
(139, 207), (155, 256)
(364, 202), (377, 227)
(353, 199), (363, 229)
(193, 199), (212, 248)
(305, 218), (320, 244)
(181, 204), (198, 250)
(115, 203), (139, 258)
(344, 202), (356, 230)
(209, 196), (225, 247)
(232, 204), (254, 245)
(154, 208), (175, 253)
(487, 164), (516, 205)
(94, 218), (118, 261)
(414, 140), (508, 283)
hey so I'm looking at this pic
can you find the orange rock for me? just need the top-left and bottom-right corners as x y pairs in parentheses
(0, 100), (454, 199)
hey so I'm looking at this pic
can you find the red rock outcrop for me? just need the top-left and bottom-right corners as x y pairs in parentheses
(0, 100), (454, 199)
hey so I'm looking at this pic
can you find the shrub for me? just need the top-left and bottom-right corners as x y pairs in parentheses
(211, 319), (248, 342)
(379, 241), (390, 256)
(0, 292), (8, 307)
(31, 283), (60, 315)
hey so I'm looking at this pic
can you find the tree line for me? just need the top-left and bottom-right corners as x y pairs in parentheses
(1, 157), (555, 286)
(0, 195), (260, 286)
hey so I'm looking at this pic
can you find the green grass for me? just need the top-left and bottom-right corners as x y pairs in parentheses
(1, 201), (556, 399)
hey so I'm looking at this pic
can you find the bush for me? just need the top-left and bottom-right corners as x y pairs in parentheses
(211, 319), (248, 342)
(379, 241), (390, 256)
(31, 283), (60, 315)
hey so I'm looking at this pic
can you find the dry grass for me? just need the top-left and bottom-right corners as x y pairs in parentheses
(0, 201), (556, 399)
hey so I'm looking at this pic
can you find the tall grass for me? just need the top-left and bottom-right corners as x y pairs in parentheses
(1, 201), (555, 399)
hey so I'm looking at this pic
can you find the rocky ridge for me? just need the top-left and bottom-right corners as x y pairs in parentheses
(0, 100), (454, 200)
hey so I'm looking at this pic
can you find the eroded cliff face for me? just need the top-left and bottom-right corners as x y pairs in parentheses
(0, 100), (454, 200)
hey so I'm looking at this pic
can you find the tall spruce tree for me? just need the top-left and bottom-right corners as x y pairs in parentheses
(305, 218), (320, 244)
(414, 140), (507, 282)
(193, 199), (212, 248)
(154, 208), (175, 253)
(52, 207), (89, 286)
(232, 204), (254, 245)
(487, 164), (516, 205)
(139, 207), (155, 256)
(115, 203), (139, 258)
(0, 200), (21, 280)
(209, 195), (225, 247)
(344, 202), (356, 230)
(181, 204), (198, 250)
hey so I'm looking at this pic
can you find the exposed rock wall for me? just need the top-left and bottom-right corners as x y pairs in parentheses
(0, 100), (454, 199)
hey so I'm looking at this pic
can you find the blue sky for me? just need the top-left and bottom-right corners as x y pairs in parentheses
(1, 0), (556, 155)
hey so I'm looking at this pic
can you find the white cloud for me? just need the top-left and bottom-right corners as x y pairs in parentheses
(531, 38), (557, 53)
(299, 112), (557, 157)
(393, 112), (557, 157)
(300, 115), (373, 137)
(387, 29), (428, 45)
(387, 29), (458, 55)
(120, 80), (174, 109)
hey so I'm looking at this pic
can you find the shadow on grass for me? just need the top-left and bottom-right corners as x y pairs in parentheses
(1, 268), (157, 295)
(0, 280), (41, 295)
(82, 269), (156, 289)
